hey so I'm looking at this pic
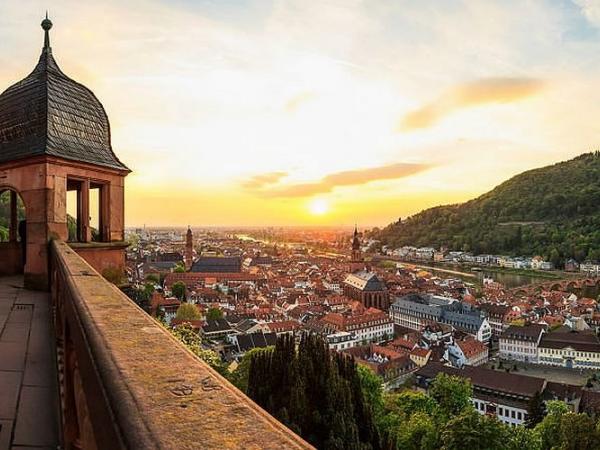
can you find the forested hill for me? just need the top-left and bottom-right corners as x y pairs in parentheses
(374, 152), (600, 266)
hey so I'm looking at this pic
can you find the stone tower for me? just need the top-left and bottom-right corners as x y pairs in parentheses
(0, 16), (130, 289)
(349, 225), (365, 272)
(185, 226), (193, 270)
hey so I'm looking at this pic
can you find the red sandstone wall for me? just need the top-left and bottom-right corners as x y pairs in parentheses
(1, 156), (127, 290)
(73, 247), (126, 277)
(0, 242), (22, 275)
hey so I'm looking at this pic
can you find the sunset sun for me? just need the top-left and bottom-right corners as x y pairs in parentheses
(308, 198), (329, 216)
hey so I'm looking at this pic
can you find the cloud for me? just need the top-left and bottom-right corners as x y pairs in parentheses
(241, 171), (288, 189)
(246, 162), (432, 198)
(399, 77), (545, 131)
(284, 92), (316, 113)
(573, 0), (600, 26)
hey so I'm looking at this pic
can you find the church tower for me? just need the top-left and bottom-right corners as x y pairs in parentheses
(0, 16), (130, 289)
(349, 225), (365, 272)
(185, 226), (193, 270)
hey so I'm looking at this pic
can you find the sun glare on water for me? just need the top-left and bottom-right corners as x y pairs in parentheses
(308, 198), (329, 216)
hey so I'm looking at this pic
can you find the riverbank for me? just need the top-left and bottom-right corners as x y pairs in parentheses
(375, 255), (580, 280)
(465, 264), (569, 280)
(373, 255), (586, 288)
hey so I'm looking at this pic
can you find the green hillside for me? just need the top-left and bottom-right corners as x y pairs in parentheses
(375, 152), (600, 266)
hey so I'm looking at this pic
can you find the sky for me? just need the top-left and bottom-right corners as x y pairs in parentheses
(1, 0), (600, 228)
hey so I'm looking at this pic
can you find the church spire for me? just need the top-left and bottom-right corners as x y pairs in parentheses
(352, 224), (360, 250)
(41, 12), (53, 53)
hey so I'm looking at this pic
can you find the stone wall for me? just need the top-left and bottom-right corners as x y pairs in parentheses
(50, 239), (312, 450)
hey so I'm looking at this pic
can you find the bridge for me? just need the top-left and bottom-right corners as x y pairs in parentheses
(510, 277), (600, 297)
(0, 240), (311, 449)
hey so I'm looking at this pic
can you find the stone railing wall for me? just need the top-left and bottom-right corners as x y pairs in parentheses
(49, 239), (312, 450)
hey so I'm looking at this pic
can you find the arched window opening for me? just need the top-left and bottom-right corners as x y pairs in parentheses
(0, 189), (25, 243)
(0, 188), (27, 275)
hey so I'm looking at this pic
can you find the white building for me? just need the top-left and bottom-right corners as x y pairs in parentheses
(416, 363), (544, 427)
(446, 338), (489, 367)
(580, 262), (600, 276)
(537, 327), (600, 369)
(499, 324), (545, 363)
(321, 309), (394, 345)
(326, 331), (359, 351)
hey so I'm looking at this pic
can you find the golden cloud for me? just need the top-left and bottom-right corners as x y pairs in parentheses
(246, 162), (432, 198)
(400, 77), (545, 131)
(241, 171), (288, 189)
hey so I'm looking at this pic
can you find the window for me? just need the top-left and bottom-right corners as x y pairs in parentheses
(511, 410), (515, 419)
(66, 179), (83, 242)
(66, 178), (109, 242)
(90, 183), (103, 242)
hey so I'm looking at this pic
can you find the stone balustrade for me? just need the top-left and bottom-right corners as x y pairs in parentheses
(49, 239), (312, 450)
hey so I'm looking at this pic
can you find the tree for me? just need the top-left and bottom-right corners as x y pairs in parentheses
(357, 365), (384, 419)
(557, 412), (600, 450)
(173, 262), (186, 273)
(429, 373), (473, 418)
(392, 411), (438, 450)
(170, 323), (224, 374)
(526, 391), (546, 428)
(143, 282), (155, 299)
(441, 409), (508, 450)
(175, 303), (200, 321)
(206, 307), (224, 321)
(229, 347), (274, 393)
(145, 273), (160, 284)
(387, 390), (438, 418)
(504, 425), (541, 450)
(171, 281), (186, 300)
(247, 333), (381, 450)
(535, 400), (569, 450)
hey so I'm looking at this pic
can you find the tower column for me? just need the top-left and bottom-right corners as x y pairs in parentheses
(80, 179), (91, 242)
(9, 190), (17, 242)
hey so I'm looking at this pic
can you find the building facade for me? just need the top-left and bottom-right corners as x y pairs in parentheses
(416, 362), (545, 426)
(343, 271), (390, 310)
(538, 327), (600, 369)
(321, 309), (394, 345)
(389, 294), (491, 342)
(499, 324), (545, 363)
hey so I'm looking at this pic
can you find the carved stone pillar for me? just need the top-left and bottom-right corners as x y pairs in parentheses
(80, 180), (91, 242)
(9, 190), (17, 242)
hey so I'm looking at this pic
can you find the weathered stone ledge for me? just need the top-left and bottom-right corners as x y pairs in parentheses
(51, 239), (312, 450)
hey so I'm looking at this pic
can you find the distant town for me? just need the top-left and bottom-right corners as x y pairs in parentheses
(379, 244), (600, 276)
(123, 224), (600, 429)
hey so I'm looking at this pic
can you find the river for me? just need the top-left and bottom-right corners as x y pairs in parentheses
(418, 266), (553, 289)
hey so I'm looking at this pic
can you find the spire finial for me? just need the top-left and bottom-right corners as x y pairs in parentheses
(41, 12), (53, 53)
